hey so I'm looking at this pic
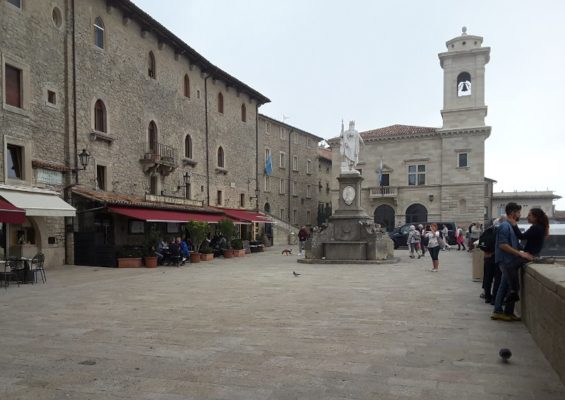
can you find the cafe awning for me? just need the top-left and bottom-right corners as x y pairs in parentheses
(0, 199), (26, 224)
(109, 206), (226, 223)
(216, 208), (272, 224)
(0, 188), (76, 217)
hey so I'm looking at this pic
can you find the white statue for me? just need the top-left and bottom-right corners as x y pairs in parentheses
(339, 120), (364, 173)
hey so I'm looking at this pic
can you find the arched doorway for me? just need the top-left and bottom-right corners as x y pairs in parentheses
(374, 205), (395, 232)
(264, 202), (271, 213)
(406, 203), (428, 224)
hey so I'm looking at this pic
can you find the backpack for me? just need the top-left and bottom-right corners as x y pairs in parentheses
(478, 226), (496, 253)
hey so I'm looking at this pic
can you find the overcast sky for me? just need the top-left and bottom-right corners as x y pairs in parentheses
(133, 0), (565, 209)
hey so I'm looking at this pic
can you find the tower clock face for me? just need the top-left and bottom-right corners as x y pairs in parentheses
(342, 186), (356, 205)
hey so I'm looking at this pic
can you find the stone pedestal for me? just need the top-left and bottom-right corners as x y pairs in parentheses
(302, 172), (396, 264)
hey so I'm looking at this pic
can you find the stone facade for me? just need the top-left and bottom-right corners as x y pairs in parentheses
(317, 147), (332, 225)
(328, 29), (491, 230)
(257, 114), (323, 228)
(491, 191), (561, 219)
(0, 0), (270, 265)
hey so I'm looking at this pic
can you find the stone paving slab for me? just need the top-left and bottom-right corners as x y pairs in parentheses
(0, 247), (564, 399)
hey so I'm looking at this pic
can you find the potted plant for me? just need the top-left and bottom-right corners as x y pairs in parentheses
(116, 245), (144, 268)
(217, 219), (236, 258)
(186, 221), (210, 263)
(231, 238), (245, 257)
(199, 245), (214, 261)
(144, 225), (161, 268)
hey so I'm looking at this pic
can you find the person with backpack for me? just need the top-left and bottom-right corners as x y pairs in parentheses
(479, 218), (500, 303)
(455, 225), (466, 251)
(407, 225), (421, 259)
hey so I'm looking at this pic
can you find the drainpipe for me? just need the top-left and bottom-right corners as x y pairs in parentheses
(203, 72), (211, 206)
(255, 104), (259, 212)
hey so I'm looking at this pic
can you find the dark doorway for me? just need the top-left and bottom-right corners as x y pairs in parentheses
(405, 203), (428, 224)
(264, 202), (271, 213)
(374, 205), (395, 232)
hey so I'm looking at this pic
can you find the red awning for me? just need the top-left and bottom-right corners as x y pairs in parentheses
(109, 207), (226, 223)
(216, 208), (272, 224)
(0, 198), (26, 224)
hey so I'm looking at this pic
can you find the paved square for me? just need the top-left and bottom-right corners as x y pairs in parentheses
(1, 248), (564, 399)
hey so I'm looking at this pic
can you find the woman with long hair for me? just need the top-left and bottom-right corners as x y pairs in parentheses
(425, 223), (441, 272)
(504, 208), (549, 303)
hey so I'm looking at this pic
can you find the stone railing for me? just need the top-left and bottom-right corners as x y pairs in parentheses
(369, 186), (397, 198)
(521, 261), (565, 384)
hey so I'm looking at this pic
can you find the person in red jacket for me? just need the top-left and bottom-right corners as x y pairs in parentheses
(298, 226), (309, 255)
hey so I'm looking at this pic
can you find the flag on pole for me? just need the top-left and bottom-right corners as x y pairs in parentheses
(377, 159), (383, 187)
(265, 154), (273, 176)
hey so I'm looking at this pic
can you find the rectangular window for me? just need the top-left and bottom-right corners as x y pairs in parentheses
(306, 210), (311, 225)
(293, 133), (298, 144)
(240, 193), (245, 207)
(6, 144), (23, 180)
(279, 152), (286, 168)
(217, 190), (223, 206)
(264, 175), (270, 192)
(293, 209), (297, 224)
(96, 165), (106, 190)
(150, 176), (158, 195)
(280, 208), (285, 220)
(266, 122), (270, 134)
(5, 64), (22, 108)
(458, 152), (468, 168)
(292, 181), (296, 196)
(306, 185), (311, 198)
(265, 148), (271, 164)
(381, 173), (390, 187)
(279, 127), (284, 140)
(279, 178), (285, 194)
(292, 156), (298, 171)
(306, 160), (312, 174)
(47, 90), (56, 105)
(307, 137), (311, 147)
(408, 164), (426, 186)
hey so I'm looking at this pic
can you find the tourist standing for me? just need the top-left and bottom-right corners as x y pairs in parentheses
(298, 226), (309, 256)
(491, 203), (534, 321)
(407, 225), (421, 259)
(455, 225), (466, 251)
(425, 223), (441, 272)
(418, 224), (427, 256)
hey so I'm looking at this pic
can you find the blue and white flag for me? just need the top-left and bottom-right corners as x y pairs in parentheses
(265, 154), (273, 176)
(376, 159), (383, 187)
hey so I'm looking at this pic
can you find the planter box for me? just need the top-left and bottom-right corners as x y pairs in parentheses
(200, 253), (214, 261)
(117, 258), (143, 268)
(144, 256), (158, 268)
(223, 249), (234, 258)
(235, 249), (246, 257)
(190, 253), (201, 263)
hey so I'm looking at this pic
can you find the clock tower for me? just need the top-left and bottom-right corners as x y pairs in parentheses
(439, 27), (491, 129)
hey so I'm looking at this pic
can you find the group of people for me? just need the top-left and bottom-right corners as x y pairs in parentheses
(155, 236), (191, 266)
(407, 223), (450, 271)
(481, 202), (549, 321)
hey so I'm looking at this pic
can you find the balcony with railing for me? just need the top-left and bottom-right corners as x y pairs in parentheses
(140, 142), (178, 176)
(369, 186), (398, 198)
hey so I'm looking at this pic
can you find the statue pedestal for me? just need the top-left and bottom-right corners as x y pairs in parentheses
(302, 172), (396, 263)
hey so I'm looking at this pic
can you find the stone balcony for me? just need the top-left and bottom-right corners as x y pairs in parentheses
(140, 142), (178, 176)
(369, 186), (398, 198)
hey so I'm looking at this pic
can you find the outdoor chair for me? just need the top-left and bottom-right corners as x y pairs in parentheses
(31, 253), (46, 284)
(3, 258), (24, 288)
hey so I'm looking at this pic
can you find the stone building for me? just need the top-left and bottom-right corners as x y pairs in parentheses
(491, 191), (561, 219)
(257, 114), (323, 240)
(328, 28), (491, 230)
(0, 0), (270, 266)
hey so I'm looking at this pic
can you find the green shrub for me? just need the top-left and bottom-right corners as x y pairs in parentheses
(231, 239), (243, 250)
(185, 221), (210, 253)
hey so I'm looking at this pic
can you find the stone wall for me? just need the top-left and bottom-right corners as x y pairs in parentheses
(522, 263), (565, 385)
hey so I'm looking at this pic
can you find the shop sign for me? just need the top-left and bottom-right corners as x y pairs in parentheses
(37, 169), (64, 185)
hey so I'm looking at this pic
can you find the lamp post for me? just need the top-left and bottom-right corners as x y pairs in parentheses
(77, 149), (90, 171)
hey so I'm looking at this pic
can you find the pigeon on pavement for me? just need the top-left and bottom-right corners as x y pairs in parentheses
(293, 271), (301, 277)
(499, 348), (512, 362)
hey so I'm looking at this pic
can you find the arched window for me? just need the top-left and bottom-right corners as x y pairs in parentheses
(148, 121), (158, 153)
(184, 134), (192, 159)
(217, 92), (224, 114)
(94, 17), (105, 49)
(94, 99), (107, 132)
(183, 74), (190, 98)
(241, 103), (246, 122)
(148, 51), (156, 79)
(457, 71), (471, 96)
(217, 146), (225, 168)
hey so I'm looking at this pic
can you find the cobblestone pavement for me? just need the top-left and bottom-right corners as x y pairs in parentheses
(1, 247), (564, 400)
